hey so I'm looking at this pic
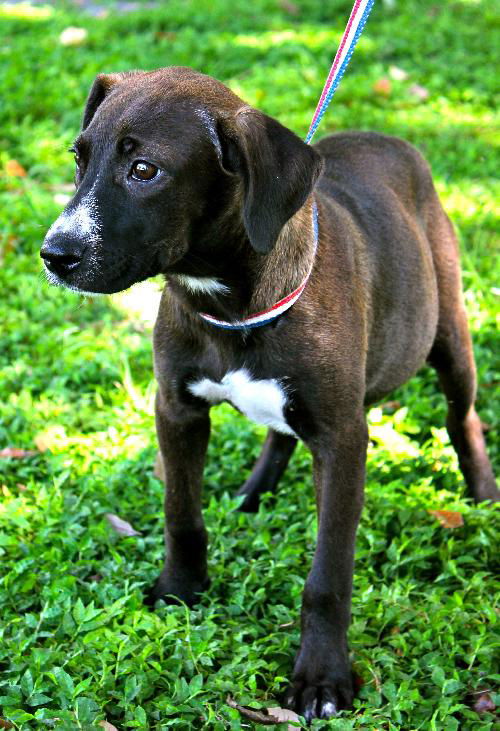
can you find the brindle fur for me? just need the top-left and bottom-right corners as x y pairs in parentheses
(41, 67), (499, 723)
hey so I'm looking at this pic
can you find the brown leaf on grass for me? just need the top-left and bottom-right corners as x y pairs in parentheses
(99, 721), (119, 731)
(268, 707), (301, 725)
(0, 719), (15, 729)
(473, 691), (496, 714)
(105, 513), (142, 537)
(380, 400), (401, 411)
(226, 697), (300, 726)
(428, 510), (464, 529)
(154, 31), (177, 41)
(5, 160), (27, 177)
(0, 447), (38, 459)
(373, 78), (392, 96)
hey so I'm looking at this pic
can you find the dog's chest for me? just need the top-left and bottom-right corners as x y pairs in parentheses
(188, 369), (296, 436)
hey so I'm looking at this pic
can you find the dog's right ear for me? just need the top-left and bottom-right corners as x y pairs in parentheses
(82, 71), (142, 129)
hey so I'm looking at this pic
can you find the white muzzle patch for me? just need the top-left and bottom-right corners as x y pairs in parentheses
(46, 182), (102, 247)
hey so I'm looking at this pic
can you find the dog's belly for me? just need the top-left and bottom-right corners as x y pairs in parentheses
(188, 369), (297, 436)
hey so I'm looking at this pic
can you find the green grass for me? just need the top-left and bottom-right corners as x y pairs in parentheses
(0, 0), (499, 728)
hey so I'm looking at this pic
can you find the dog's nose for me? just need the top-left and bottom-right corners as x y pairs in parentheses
(40, 235), (85, 278)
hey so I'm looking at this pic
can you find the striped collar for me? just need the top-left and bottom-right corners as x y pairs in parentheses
(199, 202), (318, 331)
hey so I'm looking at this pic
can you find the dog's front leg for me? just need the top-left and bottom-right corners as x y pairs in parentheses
(285, 412), (368, 722)
(146, 387), (210, 608)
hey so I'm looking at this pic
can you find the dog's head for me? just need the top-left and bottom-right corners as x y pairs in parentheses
(41, 67), (322, 294)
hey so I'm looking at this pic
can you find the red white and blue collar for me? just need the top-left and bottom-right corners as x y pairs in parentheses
(199, 202), (318, 331)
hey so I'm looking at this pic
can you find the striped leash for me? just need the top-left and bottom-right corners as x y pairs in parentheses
(306, 0), (376, 144)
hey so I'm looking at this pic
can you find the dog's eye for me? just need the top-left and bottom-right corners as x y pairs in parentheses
(130, 160), (159, 181)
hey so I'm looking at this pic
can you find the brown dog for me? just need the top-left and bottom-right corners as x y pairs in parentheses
(40, 67), (498, 722)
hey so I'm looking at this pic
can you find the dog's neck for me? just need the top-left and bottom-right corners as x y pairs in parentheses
(167, 196), (317, 325)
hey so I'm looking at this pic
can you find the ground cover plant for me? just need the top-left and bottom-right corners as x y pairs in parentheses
(0, 0), (499, 728)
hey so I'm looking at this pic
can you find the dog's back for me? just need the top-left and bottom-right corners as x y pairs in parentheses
(314, 131), (444, 400)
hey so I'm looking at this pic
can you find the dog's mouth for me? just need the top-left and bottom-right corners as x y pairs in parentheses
(44, 249), (160, 295)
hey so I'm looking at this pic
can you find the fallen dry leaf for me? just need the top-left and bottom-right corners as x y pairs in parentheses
(373, 78), (392, 96)
(409, 83), (429, 101)
(428, 510), (464, 529)
(226, 697), (300, 726)
(0, 447), (38, 459)
(105, 513), (142, 537)
(268, 706), (301, 725)
(380, 400), (401, 411)
(473, 691), (496, 714)
(5, 160), (27, 177)
(99, 721), (119, 731)
(0, 719), (14, 729)
(154, 31), (177, 41)
(59, 26), (88, 46)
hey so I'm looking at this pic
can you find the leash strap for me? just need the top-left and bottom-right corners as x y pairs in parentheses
(198, 1), (374, 330)
(305, 0), (375, 143)
(199, 203), (318, 330)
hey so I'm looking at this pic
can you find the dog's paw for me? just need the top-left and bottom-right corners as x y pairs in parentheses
(144, 574), (209, 609)
(283, 680), (353, 723)
(283, 667), (354, 724)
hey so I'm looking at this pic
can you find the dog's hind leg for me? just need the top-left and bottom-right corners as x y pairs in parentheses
(237, 430), (297, 512)
(427, 209), (498, 503)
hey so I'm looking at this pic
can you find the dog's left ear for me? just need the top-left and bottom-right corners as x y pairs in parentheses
(219, 110), (323, 254)
(82, 71), (142, 130)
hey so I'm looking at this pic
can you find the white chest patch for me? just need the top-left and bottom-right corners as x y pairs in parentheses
(188, 368), (296, 436)
(172, 274), (229, 295)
